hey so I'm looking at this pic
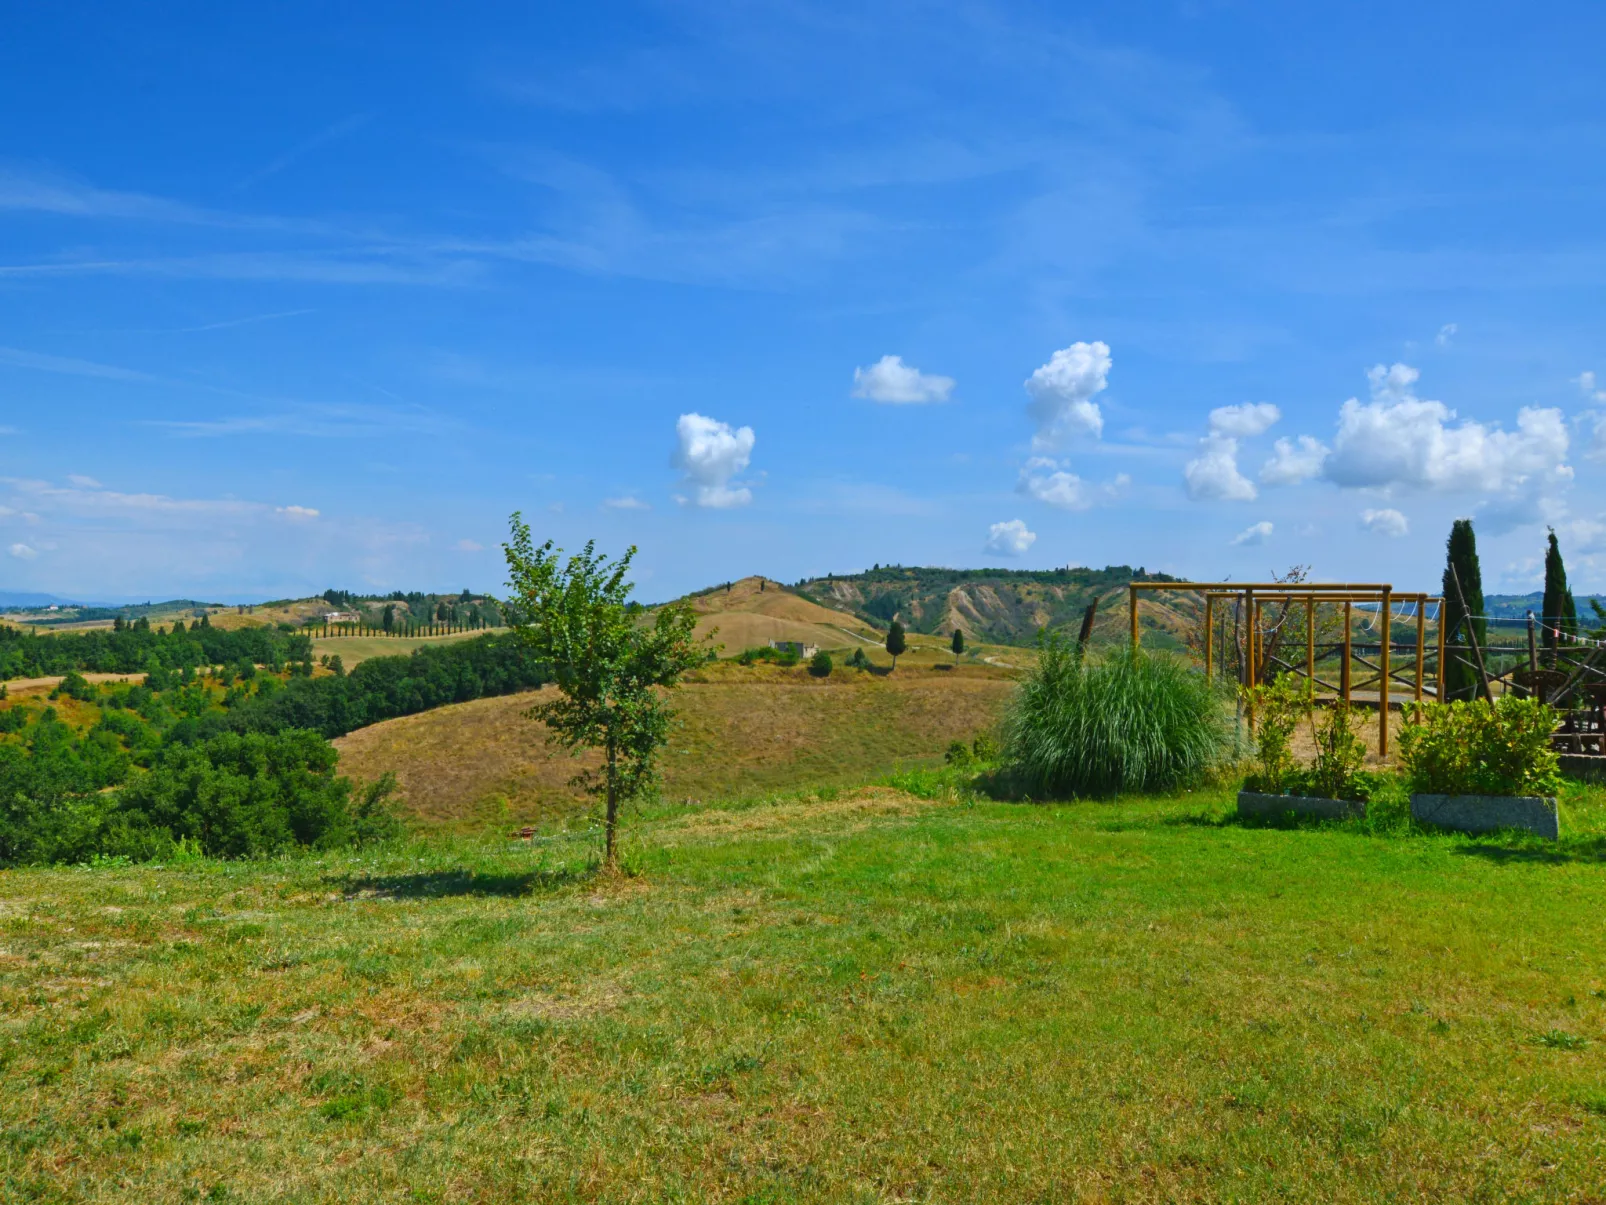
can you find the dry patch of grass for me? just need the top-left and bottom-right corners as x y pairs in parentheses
(334, 673), (1015, 833)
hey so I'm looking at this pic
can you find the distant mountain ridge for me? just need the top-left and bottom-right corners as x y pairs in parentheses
(790, 565), (1196, 649)
(1483, 592), (1606, 620)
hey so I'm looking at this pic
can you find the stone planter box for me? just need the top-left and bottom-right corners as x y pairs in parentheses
(1409, 794), (1559, 840)
(1237, 790), (1365, 821)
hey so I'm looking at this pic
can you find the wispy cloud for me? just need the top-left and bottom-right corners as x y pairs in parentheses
(236, 114), (372, 190)
(0, 251), (480, 286)
(0, 346), (159, 382)
(147, 402), (450, 440)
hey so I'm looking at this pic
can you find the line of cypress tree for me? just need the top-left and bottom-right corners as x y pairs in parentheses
(1441, 518), (1485, 701)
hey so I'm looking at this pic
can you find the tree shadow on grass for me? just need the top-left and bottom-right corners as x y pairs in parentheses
(1450, 835), (1606, 866)
(330, 863), (596, 900)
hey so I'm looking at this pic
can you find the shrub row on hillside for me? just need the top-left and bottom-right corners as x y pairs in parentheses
(222, 633), (545, 739)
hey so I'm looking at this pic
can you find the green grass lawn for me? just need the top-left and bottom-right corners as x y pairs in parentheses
(5, 779), (1606, 1201)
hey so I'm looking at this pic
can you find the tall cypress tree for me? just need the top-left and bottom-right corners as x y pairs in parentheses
(1542, 528), (1571, 666)
(1441, 518), (1485, 701)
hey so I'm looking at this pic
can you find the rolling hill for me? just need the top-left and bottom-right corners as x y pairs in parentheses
(333, 659), (1016, 832)
(789, 565), (1204, 648)
(678, 575), (884, 653)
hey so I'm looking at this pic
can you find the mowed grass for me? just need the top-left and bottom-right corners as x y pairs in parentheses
(5, 780), (1606, 1201)
(334, 664), (1016, 833)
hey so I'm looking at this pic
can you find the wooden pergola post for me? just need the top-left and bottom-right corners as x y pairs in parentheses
(1379, 587), (1392, 758)
(1204, 595), (1214, 679)
(1129, 585), (1139, 653)
(1305, 596), (1315, 688)
(1415, 600), (1426, 703)
(1342, 600), (1352, 705)
(1436, 600), (1446, 701)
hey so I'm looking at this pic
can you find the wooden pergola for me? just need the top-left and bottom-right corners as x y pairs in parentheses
(1127, 581), (1445, 758)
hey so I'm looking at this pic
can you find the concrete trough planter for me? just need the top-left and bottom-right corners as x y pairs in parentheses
(1409, 794), (1559, 840)
(1237, 790), (1365, 821)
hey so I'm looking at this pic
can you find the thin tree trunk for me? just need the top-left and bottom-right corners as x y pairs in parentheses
(604, 738), (618, 866)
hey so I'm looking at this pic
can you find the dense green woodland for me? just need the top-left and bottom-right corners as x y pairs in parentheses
(0, 634), (544, 865)
(0, 616), (312, 679)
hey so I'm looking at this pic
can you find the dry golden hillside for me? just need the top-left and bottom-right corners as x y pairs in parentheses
(678, 576), (883, 654)
(334, 661), (1016, 833)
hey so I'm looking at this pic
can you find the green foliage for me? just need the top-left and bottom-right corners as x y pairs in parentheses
(1298, 702), (1370, 802)
(1441, 519), (1485, 702)
(1002, 636), (1229, 798)
(1543, 529), (1576, 665)
(0, 728), (394, 865)
(503, 517), (707, 863)
(50, 671), (97, 702)
(944, 739), (973, 767)
(735, 645), (799, 667)
(1241, 674), (1311, 794)
(885, 620), (907, 668)
(951, 629), (965, 660)
(1398, 697), (1562, 797)
(808, 650), (833, 677)
(847, 647), (871, 670)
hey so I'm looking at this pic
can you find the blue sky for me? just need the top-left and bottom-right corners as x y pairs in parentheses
(3, 1), (1605, 602)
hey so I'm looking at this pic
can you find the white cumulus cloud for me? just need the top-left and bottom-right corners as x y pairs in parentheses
(1260, 435), (1329, 486)
(1025, 340), (1109, 446)
(275, 504), (319, 519)
(673, 413), (756, 508)
(1184, 433), (1257, 502)
(1183, 403), (1281, 502)
(1577, 370), (1605, 402)
(1436, 323), (1457, 348)
(851, 355), (954, 404)
(1231, 521), (1273, 546)
(984, 519), (1036, 557)
(1360, 507), (1409, 537)
(1207, 402), (1280, 438)
(1323, 363), (1570, 493)
(8, 542), (37, 559)
(1018, 458), (1128, 510)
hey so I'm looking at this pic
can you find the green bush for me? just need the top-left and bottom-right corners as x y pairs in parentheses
(1398, 697), (1562, 797)
(808, 650), (833, 677)
(1002, 637), (1230, 798)
(1241, 674), (1310, 794)
(848, 647), (871, 670)
(1297, 702), (1370, 802)
(944, 739), (973, 767)
(0, 729), (403, 866)
(50, 671), (97, 703)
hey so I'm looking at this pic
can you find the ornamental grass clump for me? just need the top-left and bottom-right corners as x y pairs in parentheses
(1003, 635), (1230, 798)
(1398, 696), (1562, 797)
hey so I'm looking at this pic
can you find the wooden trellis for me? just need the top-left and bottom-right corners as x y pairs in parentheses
(1127, 581), (1443, 759)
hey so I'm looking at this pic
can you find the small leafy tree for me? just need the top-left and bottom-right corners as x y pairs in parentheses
(1303, 702), (1368, 801)
(808, 650), (833, 677)
(951, 628), (965, 665)
(1241, 673), (1311, 794)
(886, 620), (907, 670)
(503, 516), (706, 866)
